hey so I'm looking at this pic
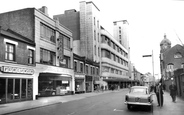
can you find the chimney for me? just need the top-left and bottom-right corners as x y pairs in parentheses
(39, 6), (48, 16)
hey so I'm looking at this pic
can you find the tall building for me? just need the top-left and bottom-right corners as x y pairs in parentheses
(54, 1), (100, 92)
(0, 6), (74, 103)
(113, 20), (129, 50)
(100, 26), (131, 88)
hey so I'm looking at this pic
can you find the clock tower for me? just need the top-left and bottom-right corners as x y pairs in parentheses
(160, 34), (171, 53)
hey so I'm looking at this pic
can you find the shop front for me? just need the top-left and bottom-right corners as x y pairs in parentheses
(0, 66), (35, 104)
(85, 75), (93, 92)
(75, 74), (85, 94)
(38, 73), (73, 96)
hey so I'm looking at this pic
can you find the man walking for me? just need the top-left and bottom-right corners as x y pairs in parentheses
(169, 81), (177, 102)
(155, 83), (164, 107)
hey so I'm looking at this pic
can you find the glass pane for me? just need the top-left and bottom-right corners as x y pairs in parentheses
(0, 78), (6, 103)
(7, 79), (13, 100)
(21, 79), (26, 99)
(15, 79), (20, 99)
(27, 79), (33, 99)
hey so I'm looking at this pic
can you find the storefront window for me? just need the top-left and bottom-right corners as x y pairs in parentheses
(21, 79), (26, 99)
(15, 79), (20, 99)
(0, 78), (6, 103)
(7, 79), (13, 100)
(27, 79), (33, 99)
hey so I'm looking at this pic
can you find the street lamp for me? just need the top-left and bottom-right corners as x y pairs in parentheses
(142, 50), (155, 85)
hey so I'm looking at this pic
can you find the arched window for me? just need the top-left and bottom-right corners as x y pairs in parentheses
(174, 52), (182, 58)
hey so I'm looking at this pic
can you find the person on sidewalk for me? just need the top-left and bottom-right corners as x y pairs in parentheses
(169, 81), (177, 103)
(155, 83), (164, 107)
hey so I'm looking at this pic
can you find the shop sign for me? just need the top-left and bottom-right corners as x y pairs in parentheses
(1, 66), (34, 75)
(75, 74), (85, 78)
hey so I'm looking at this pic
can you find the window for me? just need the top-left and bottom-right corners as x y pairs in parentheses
(174, 52), (182, 58)
(98, 47), (100, 56)
(80, 63), (84, 73)
(28, 49), (34, 64)
(74, 61), (77, 72)
(86, 65), (88, 74)
(60, 56), (71, 68)
(5, 43), (15, 61)
(97, 20), (99, 28)
(40, 48), (56, 65)
(102, 50), (111, 59)
(40, 23), (55, 43)
(63, 35), (71, 50)
(111, 68), (114, 73)
(96, 68), (99, 75)
(98, 33), (99, 42)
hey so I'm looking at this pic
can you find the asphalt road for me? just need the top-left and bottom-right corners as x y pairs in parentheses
(6, 90), (154, 115)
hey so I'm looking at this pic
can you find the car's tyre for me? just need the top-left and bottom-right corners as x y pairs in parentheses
(127, 104), (131, 110)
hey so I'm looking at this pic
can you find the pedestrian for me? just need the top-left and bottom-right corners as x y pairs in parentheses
(154, 83), (164, 107)
(169, 81), (177, 103)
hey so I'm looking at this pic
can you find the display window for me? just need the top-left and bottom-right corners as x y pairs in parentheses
(0, 78), (33, 104)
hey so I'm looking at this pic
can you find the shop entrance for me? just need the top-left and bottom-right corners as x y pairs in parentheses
(0, 78), (33, 104)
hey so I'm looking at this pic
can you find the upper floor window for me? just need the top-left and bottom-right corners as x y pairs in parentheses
(62, 34), (71, 50)
(91, 66), (93, 75)
(40, 23), (55, 43)
(5, 43), (15, 61)
(28, 49), (34, 64)
(102, 49), (111, 59)
(60, 56), (71, 68)
(94, 30), (96, 40)
(80, 62), (84, 73)
(74, 61), (77, 72)
(40, 48), (56, 65)
(86, 65), (89, 74)
(96, 68), (99, 75)
(174, 52), (182, 59)
(94, 45), (96, 55)
(94, 17), (96, 25)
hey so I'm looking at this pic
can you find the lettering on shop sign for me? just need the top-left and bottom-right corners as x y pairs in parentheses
(1, 66), (34, 75)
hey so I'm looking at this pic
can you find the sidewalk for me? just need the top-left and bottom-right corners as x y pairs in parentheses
(153, 91), (184, 115)
(0, 89), (118, 115)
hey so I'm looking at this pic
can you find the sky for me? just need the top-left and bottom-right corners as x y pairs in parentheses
(1, 0), (184, 79)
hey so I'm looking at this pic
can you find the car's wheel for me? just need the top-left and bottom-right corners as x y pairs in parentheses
(127, 104), (131, 110)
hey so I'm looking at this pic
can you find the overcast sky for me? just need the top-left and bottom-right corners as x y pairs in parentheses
(1, 0), (184, 79)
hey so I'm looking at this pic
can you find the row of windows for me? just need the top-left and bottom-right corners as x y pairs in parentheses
(74, 60), (99, 76)
(101, 35), (128, 58)
(40, 48), (71, 68)
(101, 49), (128, 67)
(5, 42), (34, 65)
(40, 23), (71, 50)
(102, 66), (128, 76)
(40, 23), (55, 43)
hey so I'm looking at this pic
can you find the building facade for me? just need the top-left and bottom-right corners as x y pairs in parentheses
(54, 1), (100, 92)
(0, 27), (35, 104)
(0, 6), (74, 102)
(160, 34), (184, 98)
(100, 26), (130, 89)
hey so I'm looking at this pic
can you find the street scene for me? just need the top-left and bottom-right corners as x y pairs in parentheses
(0, 0), (184, 115)
(1, 89), (184, 115)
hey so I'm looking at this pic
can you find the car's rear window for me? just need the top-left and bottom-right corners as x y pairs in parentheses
(131, 88), (147, 94)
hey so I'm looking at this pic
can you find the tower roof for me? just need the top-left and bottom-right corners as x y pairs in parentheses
(160, 34), (171, 46)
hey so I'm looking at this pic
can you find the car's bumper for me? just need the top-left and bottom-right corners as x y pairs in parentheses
(124, 101), (152, 106)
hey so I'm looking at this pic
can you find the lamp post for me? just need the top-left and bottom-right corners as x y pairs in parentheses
(142, 50), (155, 85)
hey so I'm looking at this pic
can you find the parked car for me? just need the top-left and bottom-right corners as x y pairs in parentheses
(124, 86), (154, 110)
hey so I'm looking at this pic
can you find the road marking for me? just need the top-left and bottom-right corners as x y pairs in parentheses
(68, 112), (75, 115)
(113, 109), (124, 111)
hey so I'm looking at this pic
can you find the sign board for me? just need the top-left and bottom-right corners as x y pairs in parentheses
(1, 66), (34, 75)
